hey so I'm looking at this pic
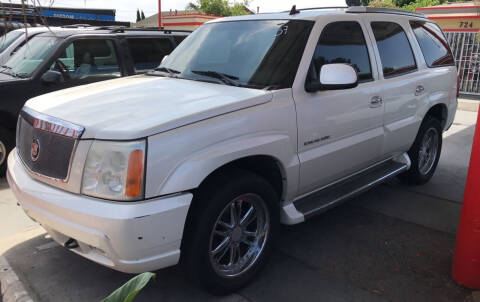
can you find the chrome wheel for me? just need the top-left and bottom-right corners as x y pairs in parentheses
(418, 127), (439, 175)
(209, 193), (270, 278)
(0, 140), (6, 167)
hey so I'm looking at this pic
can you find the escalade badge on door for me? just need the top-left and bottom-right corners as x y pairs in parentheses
(31, 138), (40, 162)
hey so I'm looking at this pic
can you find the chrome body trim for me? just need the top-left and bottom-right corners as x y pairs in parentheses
(17, 107), (87, 190)
(299, 164), (407, 218)
(21, 107), (85, 139)
(293, 156), (396, 203)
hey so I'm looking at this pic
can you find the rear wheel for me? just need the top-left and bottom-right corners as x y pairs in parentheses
(0, 128), (14, 177)
(182, 169), (279, 295)
(400, 116), (442, 185)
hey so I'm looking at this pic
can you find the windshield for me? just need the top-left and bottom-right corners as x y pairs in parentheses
(1, 36), (59, 78)
(0, 30), (23, 53)
(155, 20), (313, 89)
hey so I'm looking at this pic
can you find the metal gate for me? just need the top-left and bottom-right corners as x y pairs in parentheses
(446, 32), (480, 96)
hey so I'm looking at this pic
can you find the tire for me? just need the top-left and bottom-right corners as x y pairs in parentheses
(181, 169), (279, 295)
(0, 127), (14, 177)
(400, 116), (442, 185)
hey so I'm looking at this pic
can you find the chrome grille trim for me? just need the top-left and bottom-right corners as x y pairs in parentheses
(21, 107), (85, 139)
(17, 107), (85, 183)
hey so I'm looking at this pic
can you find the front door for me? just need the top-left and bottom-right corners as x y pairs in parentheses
(37, 38), (123, 95)
(294, 18), (384, 196)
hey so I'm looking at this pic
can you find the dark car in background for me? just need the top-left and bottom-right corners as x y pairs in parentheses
(0, 26), (189, 175)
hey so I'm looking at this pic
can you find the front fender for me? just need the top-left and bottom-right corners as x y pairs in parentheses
(144, 90), (299, 202)
(155, 133), (298, 198)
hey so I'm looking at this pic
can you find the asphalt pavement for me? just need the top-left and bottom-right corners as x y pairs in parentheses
(0, 106), (477, 302)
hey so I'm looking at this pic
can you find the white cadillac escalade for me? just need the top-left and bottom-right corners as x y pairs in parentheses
(7, 6), (457, 294)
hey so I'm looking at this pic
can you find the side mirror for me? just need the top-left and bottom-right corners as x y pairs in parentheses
(41, 70), (63, 85)
(306, 63), (358, 92)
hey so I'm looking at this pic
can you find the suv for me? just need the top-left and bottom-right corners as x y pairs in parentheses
(0, 26), (189, 175)
(7, 7), (457, 294)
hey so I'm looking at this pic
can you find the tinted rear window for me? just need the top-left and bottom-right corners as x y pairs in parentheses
(410, 21), (454, 67)
(371, 22), (417, 77)
(127, 38), (174, 73)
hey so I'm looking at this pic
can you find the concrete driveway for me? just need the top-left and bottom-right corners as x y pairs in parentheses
(0, 107), (477, 302)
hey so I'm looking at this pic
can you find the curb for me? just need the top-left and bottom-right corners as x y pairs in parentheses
(0, 256), (34, 302)
(458, 99), (479, 112)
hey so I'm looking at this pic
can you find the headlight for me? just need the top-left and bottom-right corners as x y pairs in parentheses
(81, 140), (146, 201)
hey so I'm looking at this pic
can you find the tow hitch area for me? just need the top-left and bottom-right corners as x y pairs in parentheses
(64, 238), (79, 249)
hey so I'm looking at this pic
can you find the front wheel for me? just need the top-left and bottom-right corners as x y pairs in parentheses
(400, 116), (442, 185)
(0, 128), (14, 177)
(182, 169), (279, 295)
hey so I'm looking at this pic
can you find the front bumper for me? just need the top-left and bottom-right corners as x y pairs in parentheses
(7, 150), (192, 274)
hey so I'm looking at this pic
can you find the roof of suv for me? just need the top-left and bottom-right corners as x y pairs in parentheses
(34, 26), (190, 39)
(210, 6), (428, 23)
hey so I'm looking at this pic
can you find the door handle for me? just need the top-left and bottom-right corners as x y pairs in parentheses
(370, 96), (383, 108)
(415, 85), (425, 96)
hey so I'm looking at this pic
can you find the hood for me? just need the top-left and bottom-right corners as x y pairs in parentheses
(0, 72), (22, 82)
(25, 75), (273, 139)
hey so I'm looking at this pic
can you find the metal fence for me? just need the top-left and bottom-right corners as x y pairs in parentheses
(446, 32), (480, 96)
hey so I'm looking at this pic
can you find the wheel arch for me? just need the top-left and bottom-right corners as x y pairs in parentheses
(424, 103), (448, 130)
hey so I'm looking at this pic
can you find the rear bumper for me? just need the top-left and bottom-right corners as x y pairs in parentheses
(7, 150), (192, 274)
(445, 98), (458, 131)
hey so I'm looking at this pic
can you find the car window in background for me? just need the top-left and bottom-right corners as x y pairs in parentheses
(127, 38), (174, 73)
(309, 21), (372, 83)
(371, 22), (417, 77)
(51, 39), (121, 80)
(173, 36), (186, 45)
(158, 20), (314, 90)
(0, 30), (23, 53)
(410, 21), (454, 67)
(3, 36), (59, 78)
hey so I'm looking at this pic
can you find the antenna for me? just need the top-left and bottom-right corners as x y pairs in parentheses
(289, 5), (300, 15)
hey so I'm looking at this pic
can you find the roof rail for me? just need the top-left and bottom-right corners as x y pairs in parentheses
(125, 28), (192, 33)
(282, 6), (348, 13)
(93, 26), (126, 32)
(61, 24), (92, 28)
(347, 6), (427, 18)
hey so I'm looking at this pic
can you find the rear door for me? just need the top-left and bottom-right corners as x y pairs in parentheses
(363, 15), (429, 157)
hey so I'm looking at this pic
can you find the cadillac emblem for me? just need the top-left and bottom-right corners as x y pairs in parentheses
(31, 138), (40, 162)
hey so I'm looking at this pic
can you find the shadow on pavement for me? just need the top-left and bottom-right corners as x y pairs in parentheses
(3, 203), (472, 302)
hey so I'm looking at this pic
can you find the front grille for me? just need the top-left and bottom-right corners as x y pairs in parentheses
(17, 107), (84, 181)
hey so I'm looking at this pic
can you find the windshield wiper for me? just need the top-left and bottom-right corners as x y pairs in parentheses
(153, 67), (181, 77)
(191, 70), (241, 87)
(0, 65), (16, 77)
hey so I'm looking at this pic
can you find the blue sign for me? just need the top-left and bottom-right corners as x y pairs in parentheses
(40, 10), (115, 21)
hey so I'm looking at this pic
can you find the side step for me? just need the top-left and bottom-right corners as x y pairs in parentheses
(294, 158), (408, 219)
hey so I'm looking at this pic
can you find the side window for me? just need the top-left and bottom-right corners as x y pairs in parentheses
(126, 38), (174, 73)
(410, 21), (454, 67)
(52, 39), (121, 80)
(309, 21), (373, 83)
(371, 22), (417, 78)
(173, 36), (186, 45)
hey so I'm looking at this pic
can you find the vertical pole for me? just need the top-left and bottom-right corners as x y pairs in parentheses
(158, 0), (162, 29)
(452, 109), (480, 288)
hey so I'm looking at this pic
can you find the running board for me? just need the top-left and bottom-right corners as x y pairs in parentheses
(294, 159), (408, 219)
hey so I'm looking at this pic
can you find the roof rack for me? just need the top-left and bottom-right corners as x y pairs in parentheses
(61, 24), (92, 28)
(283, 6), (348, 13)
(124, 28), (192, 33)
(346, 6), (427, 18)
